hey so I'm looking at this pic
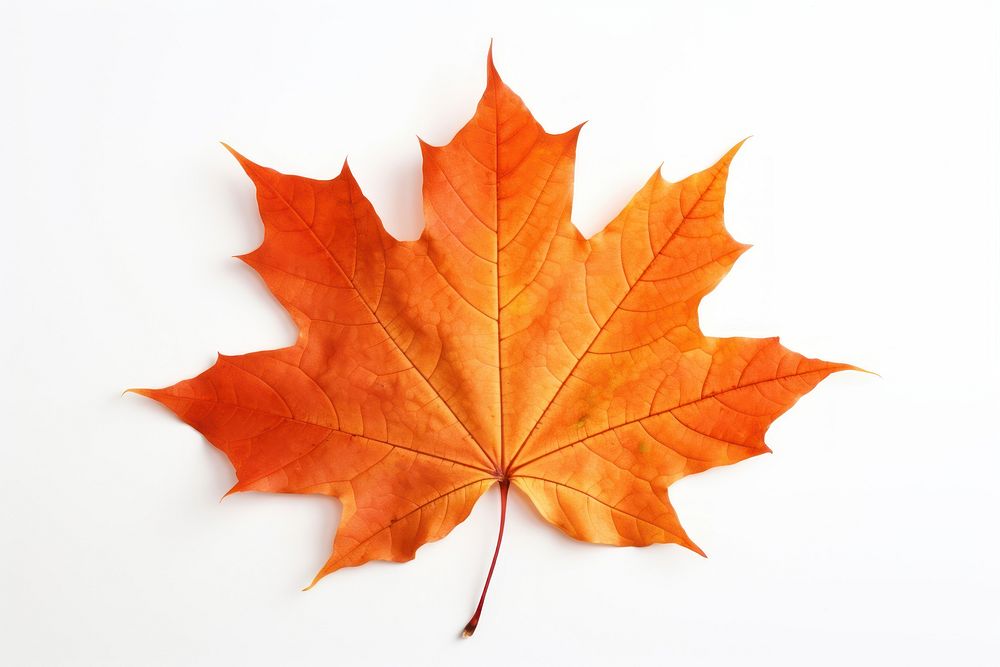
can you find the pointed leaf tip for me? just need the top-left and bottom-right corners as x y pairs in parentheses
(724, 138), (748, 163)
(220, 142), (258, 175)
(125, 387), (155, 399)
(220, 141), (240, 159)
(486, 41), (502, 84)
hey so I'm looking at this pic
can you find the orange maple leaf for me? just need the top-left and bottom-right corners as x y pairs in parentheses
(133, 48), (856, 636)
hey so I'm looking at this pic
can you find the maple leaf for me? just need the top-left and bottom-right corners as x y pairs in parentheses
(132, 47), (856, 636)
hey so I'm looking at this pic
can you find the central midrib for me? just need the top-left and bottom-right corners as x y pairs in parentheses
(492, 62), (507, 475)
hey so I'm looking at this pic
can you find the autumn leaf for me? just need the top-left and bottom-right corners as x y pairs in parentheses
(132, 47), (856, 636)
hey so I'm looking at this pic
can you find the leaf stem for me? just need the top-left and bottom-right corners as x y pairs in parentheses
(462, 479), (509, 638)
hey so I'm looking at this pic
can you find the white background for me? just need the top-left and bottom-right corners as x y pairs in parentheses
(2, 1), (998, 664)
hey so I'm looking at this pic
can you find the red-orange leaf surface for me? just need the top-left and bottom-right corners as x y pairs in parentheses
(134, 49), (854, 636)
